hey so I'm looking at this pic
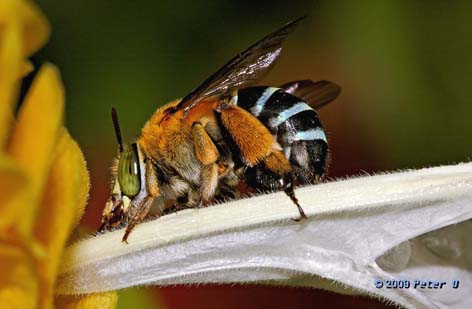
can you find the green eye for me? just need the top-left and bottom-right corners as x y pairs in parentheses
(118, 143), (141, 197)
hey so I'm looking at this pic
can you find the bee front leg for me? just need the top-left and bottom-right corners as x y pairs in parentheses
(122, 158), (160, 243)
(122, 197), (154, 243)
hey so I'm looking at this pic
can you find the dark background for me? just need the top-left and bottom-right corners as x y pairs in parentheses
(32, 0), (471, 308)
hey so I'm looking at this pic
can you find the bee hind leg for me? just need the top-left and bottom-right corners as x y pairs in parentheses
(218, 105), (306, 219)
(263, 151), (307, 221)
(285, 181), (307, 221)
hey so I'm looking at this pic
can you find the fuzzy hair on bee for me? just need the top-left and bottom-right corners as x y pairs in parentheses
(98, 17), (341, 243)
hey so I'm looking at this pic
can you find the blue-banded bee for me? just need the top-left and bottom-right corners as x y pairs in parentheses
(98, 17), (341, 242)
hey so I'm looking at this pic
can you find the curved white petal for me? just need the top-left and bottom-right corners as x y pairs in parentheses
(57, 162), (472, 309)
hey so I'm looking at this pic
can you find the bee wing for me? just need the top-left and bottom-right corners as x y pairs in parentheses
(280, 79), (341, 109)
(176, 17), (305, 113)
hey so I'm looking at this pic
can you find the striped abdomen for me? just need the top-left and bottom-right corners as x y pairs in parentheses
(234, 86), (329, 184)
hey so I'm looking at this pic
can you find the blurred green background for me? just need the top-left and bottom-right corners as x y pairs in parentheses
(29, 0), (472, 308)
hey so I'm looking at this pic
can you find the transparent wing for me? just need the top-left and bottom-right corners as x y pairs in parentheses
(279, 79), (341, 109)
(176, 17), (305, 113)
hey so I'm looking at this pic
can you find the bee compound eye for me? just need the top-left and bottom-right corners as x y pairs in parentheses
(117, 146), (141, 197)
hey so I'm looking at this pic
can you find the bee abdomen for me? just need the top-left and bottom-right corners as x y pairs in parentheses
(234, 86), (328, 183)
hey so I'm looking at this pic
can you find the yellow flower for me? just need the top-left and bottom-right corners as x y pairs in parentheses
(0, 1), (116, 308)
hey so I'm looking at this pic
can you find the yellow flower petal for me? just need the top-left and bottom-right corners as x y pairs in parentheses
(34, 129), (89, 309)
(0, 14), (22, 151)
(55, 292), (118, 309)
(5, 63), (64, 237)
(0, 3), (117, 306)
(20, 60), (34, 77)
(0, 156), (28, 229)
(0, 0), (50, 150)
(0, 0), (50, 56)
(0, 243), (37, 309)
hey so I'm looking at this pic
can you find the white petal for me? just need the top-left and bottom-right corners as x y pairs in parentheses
(57, 162), (472, 309)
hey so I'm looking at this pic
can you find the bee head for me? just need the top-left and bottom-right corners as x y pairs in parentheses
(98, 108), (143, 233)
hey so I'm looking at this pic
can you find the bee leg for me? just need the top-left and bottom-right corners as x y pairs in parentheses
(195, 164), (219, 208)
(264, 151), (307, 221)
(192, 122), (220, 207)
(175, 195), (191, 211)
(122, 197), (153, 243)
(162, 195), (193, 215)
(219, 105), (306, 219)
(219, 105), (278, 167)
(285, 180), (307, 221)
(192, 122), (219, 165)
(122, 158), (160, 243)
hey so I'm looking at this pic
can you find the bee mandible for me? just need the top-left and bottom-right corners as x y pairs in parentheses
(98, 17), (341, 242)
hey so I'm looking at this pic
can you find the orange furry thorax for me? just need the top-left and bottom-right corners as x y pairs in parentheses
(137, 98), (220, 162)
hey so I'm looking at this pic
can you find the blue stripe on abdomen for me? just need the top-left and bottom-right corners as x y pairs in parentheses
(269, 102), (313, 127)
(249, 87), (279, 116)
(234, 86), (329, 183)
(294, 128), (327, 142)
(234, 86), (279, 114)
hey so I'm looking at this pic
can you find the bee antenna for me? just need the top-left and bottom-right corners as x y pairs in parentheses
(111, 107), (124, 152)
